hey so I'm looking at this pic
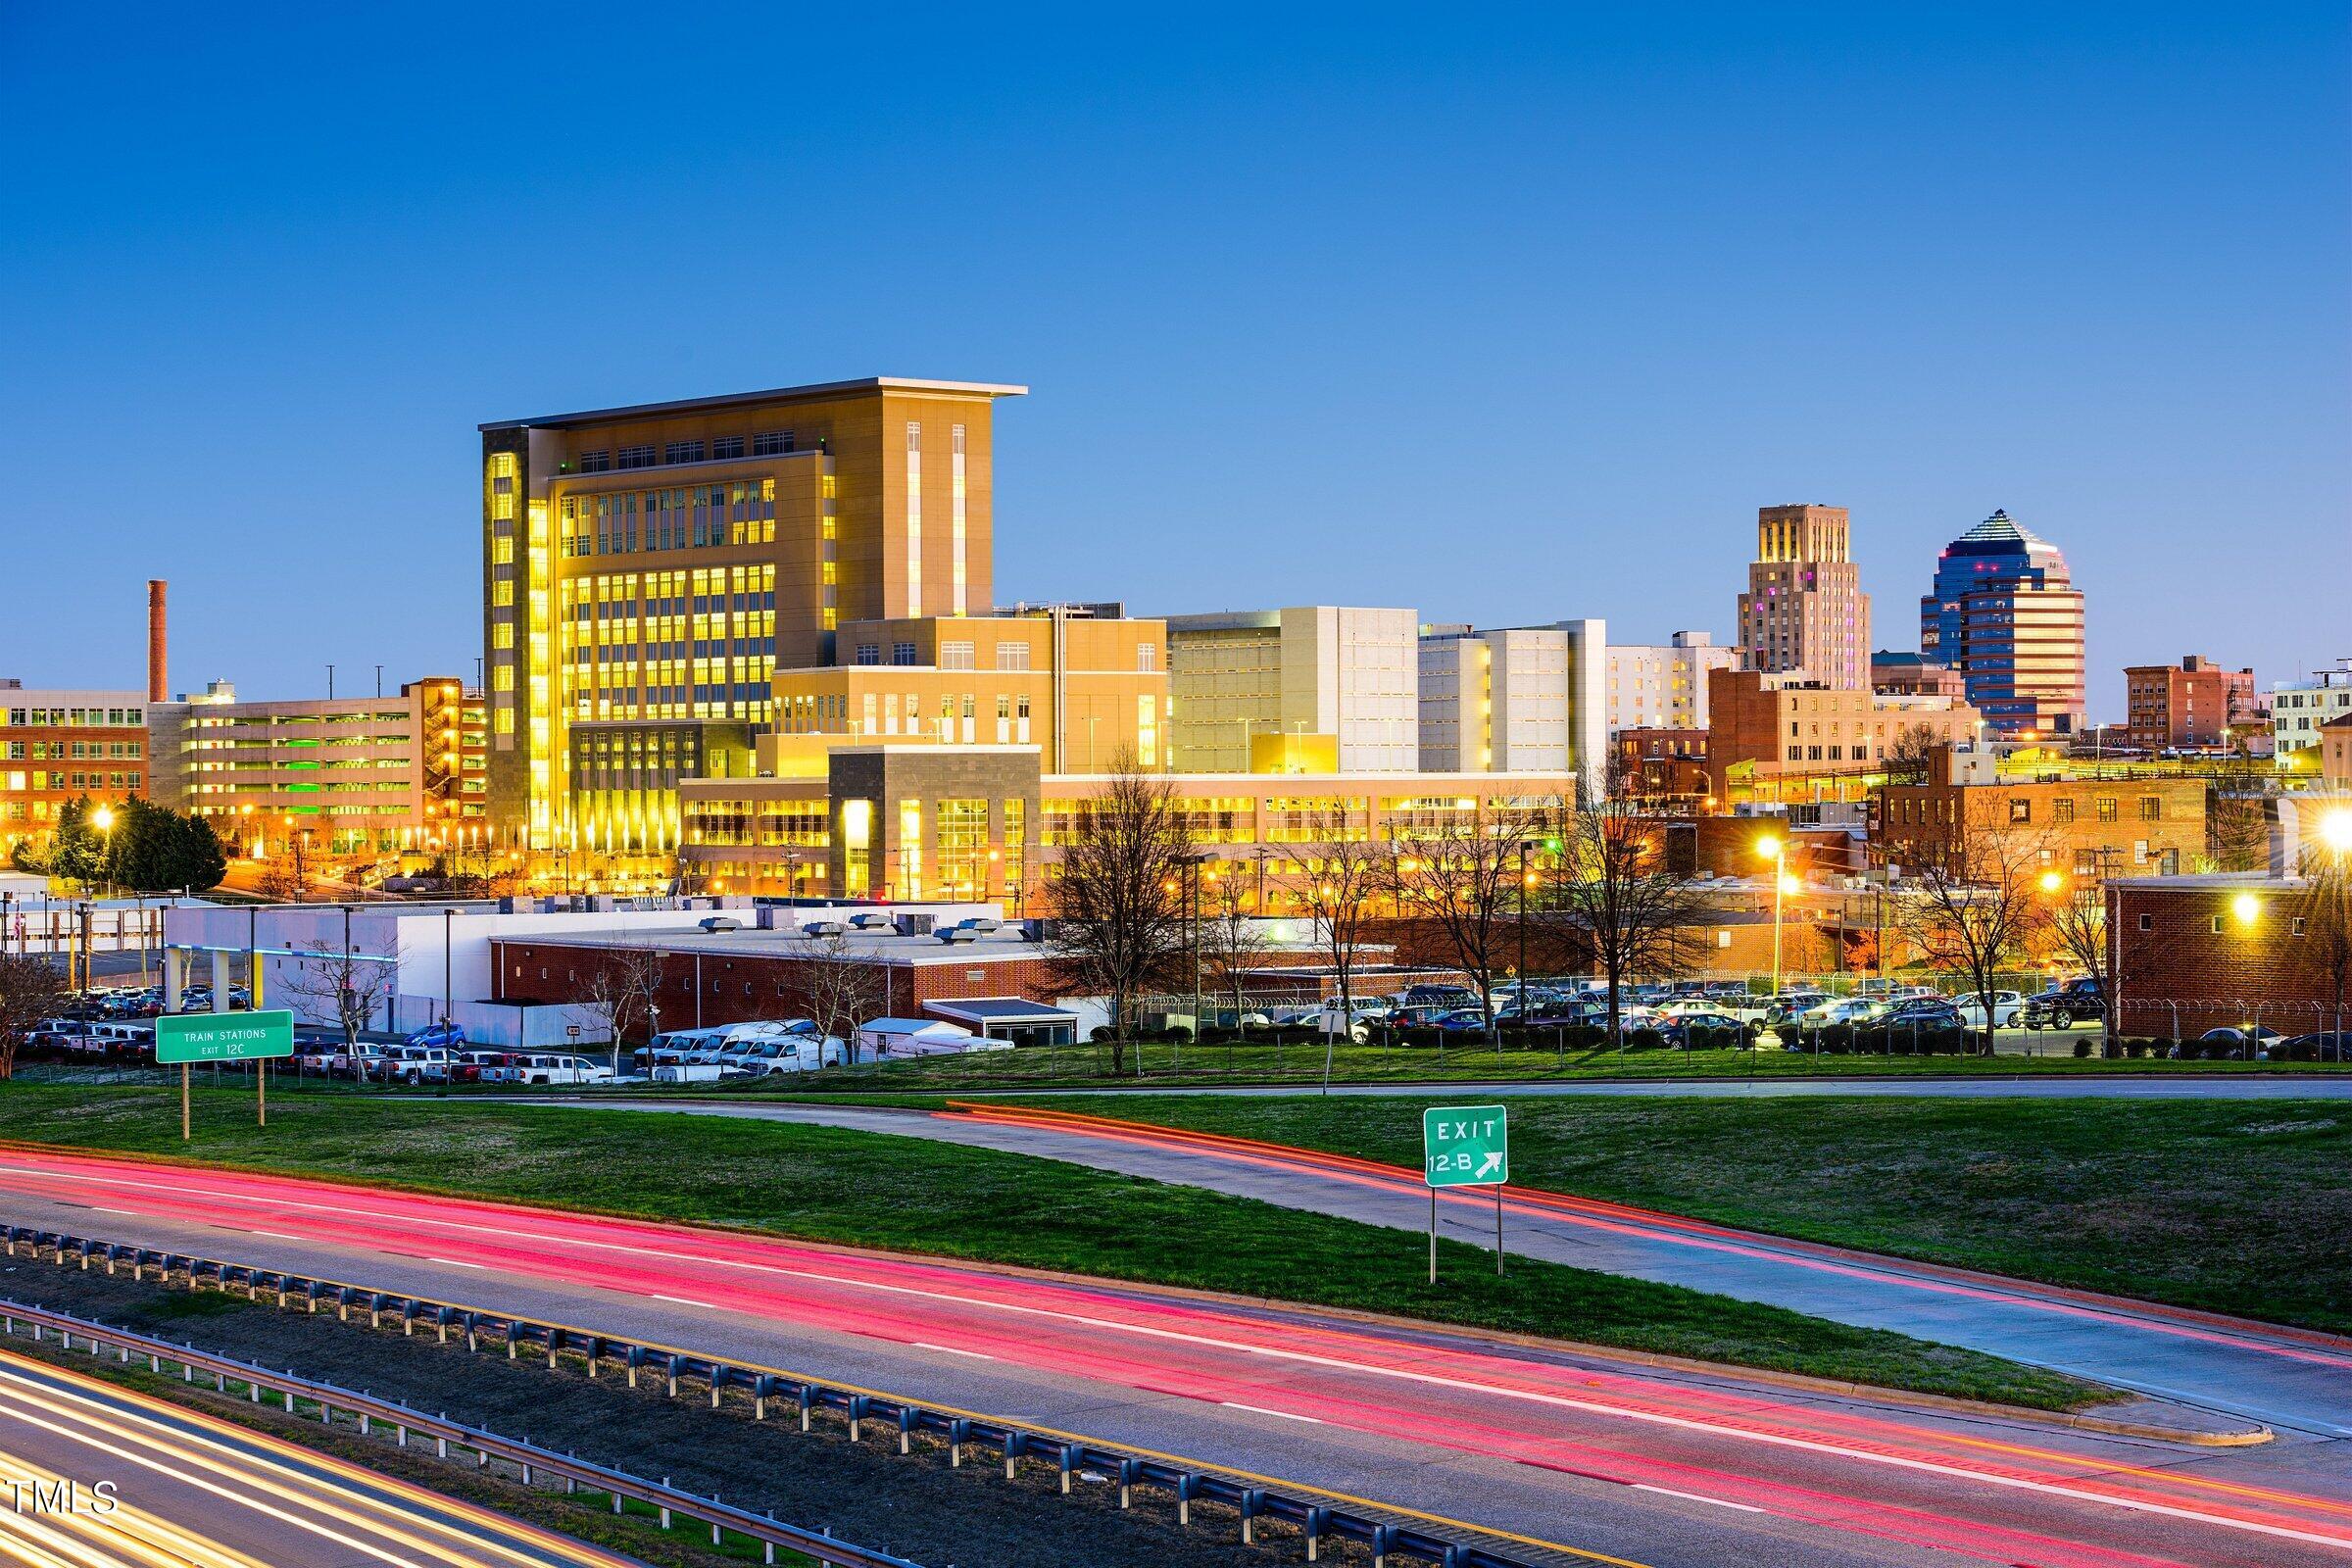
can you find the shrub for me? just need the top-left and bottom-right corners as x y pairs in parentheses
(1090, 1025), (1116, 1044)
(1625, 1027), (1664, 1052)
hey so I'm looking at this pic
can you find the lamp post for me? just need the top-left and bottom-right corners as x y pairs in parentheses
(1757, 834), (1788, 1003)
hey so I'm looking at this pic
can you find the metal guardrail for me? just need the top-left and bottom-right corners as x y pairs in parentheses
(0, 1292), (914, 1567)
(2, 1225), (1544, 1568)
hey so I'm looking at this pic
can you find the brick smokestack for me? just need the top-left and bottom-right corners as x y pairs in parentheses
(146, 580), (168, 703)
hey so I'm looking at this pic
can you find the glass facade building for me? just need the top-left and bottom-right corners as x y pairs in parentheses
(1919, 511), (2085, 739)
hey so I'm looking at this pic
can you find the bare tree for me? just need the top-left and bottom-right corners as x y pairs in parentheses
(0, 954), (65, 1080)
(782, 932), (893, 1063)
(1195, 870), (1273, 1035)
(1883, 724), (1944, 788)
(1541, 775), (1706, 1043)
(577, 943), (668, 1076)
(257, 832), (318, 903)
(2204, 750), (2275, 873)
(1385, 808), (1537, 1036)
(1279, 802), (1388, 1073)
(276, 937), (401, 1058)
(1047, 753), (1196, 1073)
(1889, 792), (2050, 1025)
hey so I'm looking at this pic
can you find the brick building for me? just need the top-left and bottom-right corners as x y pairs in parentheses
(1877, 773), (2207, 881)
(1614, 728), (1709, 803)
(0, 684), (151, 858)
(2107, 873), (2352, 1038)
(2122, 656), (2258, 753)
(1706, 666), (1979, 805)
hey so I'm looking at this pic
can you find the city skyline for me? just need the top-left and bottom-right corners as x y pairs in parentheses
(4, 7), (2347, 717)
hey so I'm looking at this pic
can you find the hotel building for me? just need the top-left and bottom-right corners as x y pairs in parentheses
(1164, 607), (1419, 773)
(0, 684), (150, 856)
(1739, 505), (1870, 690)
(147, 678), (487, 857)
(1605, 631), (1733, 734)
(479, 376), (1025, 849)
(1919, 510), (2086, 739)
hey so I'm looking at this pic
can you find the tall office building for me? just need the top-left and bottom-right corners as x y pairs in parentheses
(479, 377), (1025, 847)
(1605, 631), (1734, 733)
(1738, 505), (1870, 690)
(1164, 607), (1419, 772)
(1920, 510), (2086, 739)
(1418, 620), (1607, 783)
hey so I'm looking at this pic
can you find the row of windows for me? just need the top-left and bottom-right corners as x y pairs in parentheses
(5, 708), (142, 728)
(1, 770), (142, 793)
(5, 740), (142, 760)
(573, 431), (806, 474)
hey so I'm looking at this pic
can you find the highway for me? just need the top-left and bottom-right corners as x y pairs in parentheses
(1, 1147), (2348, 1568)
(0, 1343), (639, 1567)
(570, 1097), (2352, 1440)
(990, 1075), (2352, 1101)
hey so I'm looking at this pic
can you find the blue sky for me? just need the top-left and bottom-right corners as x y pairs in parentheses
(2, 4), (2344, 719)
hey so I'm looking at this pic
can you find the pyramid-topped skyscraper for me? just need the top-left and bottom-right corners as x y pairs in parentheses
(1920, 510), (2085, 739)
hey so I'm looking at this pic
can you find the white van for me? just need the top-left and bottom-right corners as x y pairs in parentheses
(735, 1033), (848, 1075)
(639, 1027), (733, 1070)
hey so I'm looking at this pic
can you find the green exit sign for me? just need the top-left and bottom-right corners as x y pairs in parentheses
(155, 1009), (295, 1065)
(1423, 1103), (1508, 1188)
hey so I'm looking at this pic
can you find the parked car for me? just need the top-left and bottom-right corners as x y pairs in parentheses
(2193, 1025), (2283, 1052)
(375, 1045), (464, 1085)
(2023, 977), (2104, 1028)
(1400, 984), (1478, 1009)
(1765, 991), (1831, 1023)
(459, 1049), (516, 1083)
(1653, 1010), (1754, 1047)
(2281, 1030), (2352, 1061)
(1952, 990), (2025, 1029)
(1796, 997), (1886, 1029)
(403, 1020), (469, 1052)
(1883, 997), (1964, 1029)
(505, 1053), (615, 1087)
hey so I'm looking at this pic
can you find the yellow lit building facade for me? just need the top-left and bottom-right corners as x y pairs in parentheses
(479, 377), (1025, 851)
(767, 605), (1169, 776)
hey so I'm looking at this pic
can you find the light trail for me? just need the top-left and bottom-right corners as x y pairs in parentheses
(0, 1146), (2343, 1566)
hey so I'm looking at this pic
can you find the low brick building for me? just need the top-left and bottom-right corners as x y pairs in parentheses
(2106, 873), (2352, 1038)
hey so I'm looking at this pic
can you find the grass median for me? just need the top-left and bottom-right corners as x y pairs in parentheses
(0, 1084), (2102, 1411)
(1023, 1093), (2352, 1335)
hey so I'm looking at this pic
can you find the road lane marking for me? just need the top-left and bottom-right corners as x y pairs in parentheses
(10, 1155), (2347, 1552)
(1631, 1483), (1768, 1514)
(911, 1342), (996, 1360)
(422, 1258), (485, 1270)
(1221, 1401), (1323, 1424)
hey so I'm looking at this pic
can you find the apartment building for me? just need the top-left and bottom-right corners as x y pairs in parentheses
(148, 678), (488, 856)
(1164, 606), (1419, 772)
(1919, 510), (2086, 739)
(0, 684), (150, 856)
(1739, 505), (1871, 690)
(1605, 631), (1733, 733)
(2122, 656), (2259, 753)
(1417, 619), (1607, 781)
(2273, 661), (2352, 770)
(479, 376), (1026, 847)
(767, 604), (1169, 775)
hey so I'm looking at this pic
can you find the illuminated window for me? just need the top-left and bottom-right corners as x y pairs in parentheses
(904, 422), (922, 614)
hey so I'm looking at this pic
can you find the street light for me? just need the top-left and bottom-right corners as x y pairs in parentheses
(1756, 834), (1788, 1002)
(2322, 808), (2352, 857)
(91, 806), (115, 897)
(2231, 892), (2262, 926)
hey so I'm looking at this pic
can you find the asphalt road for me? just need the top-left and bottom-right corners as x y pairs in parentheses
(1, 1148), (2347, 1568)
(549, 1096), (2352, 1443)
(0, 1343), (638, 1567)
(982, 1074), (2352, 1100)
